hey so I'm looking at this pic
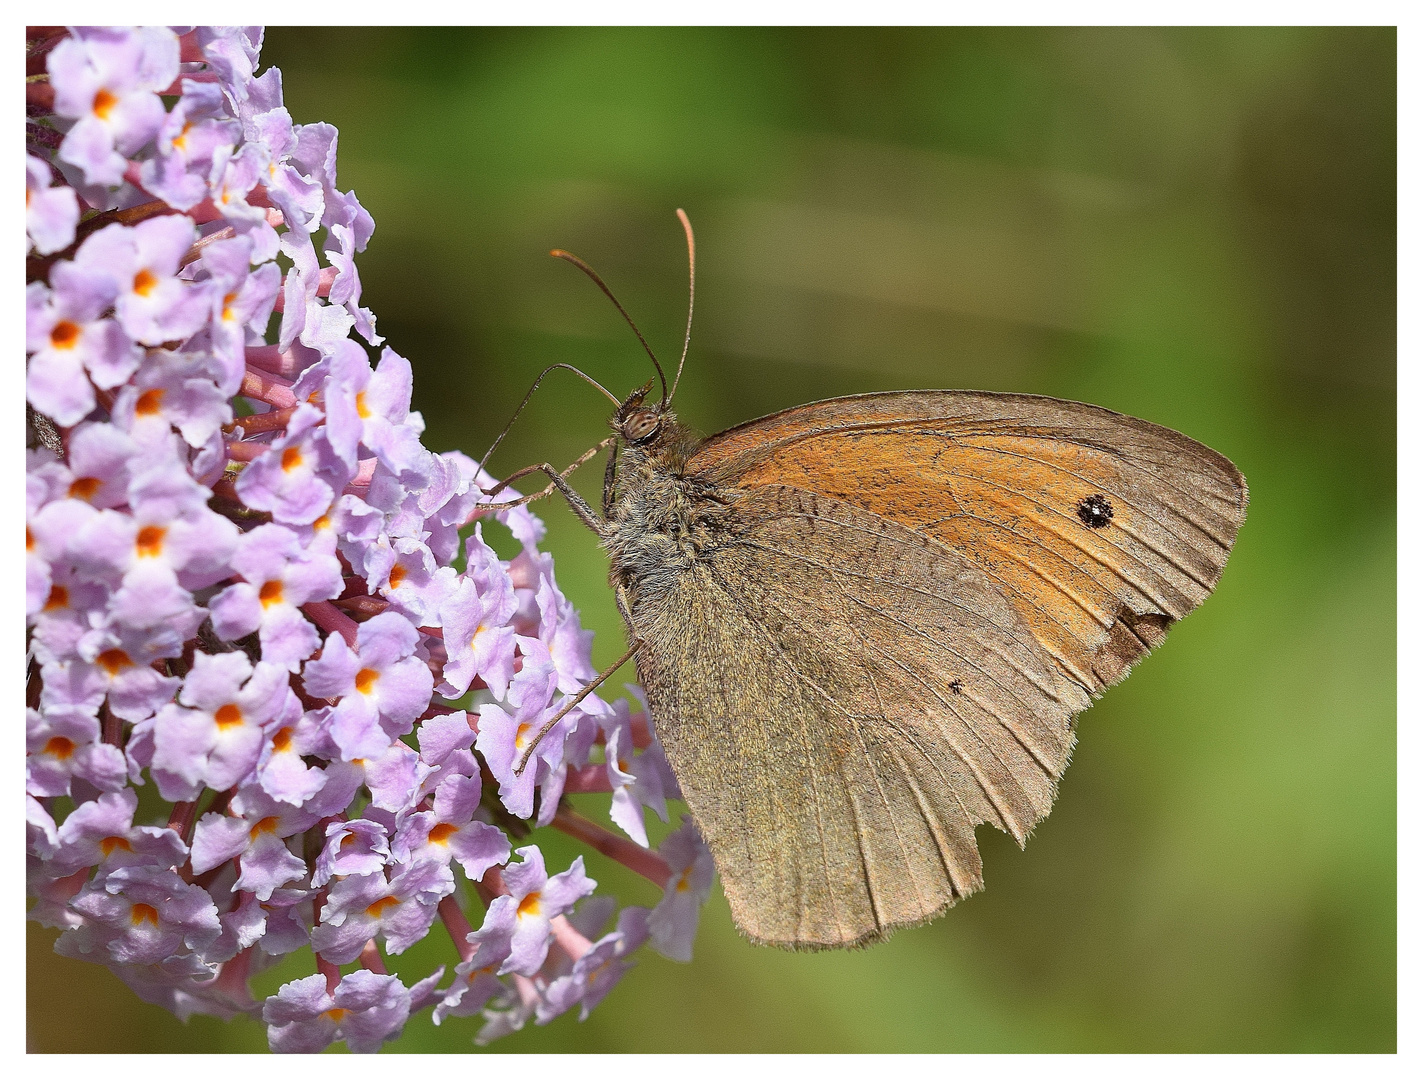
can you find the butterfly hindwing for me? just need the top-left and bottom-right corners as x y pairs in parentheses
(630, 483), (1079, 948)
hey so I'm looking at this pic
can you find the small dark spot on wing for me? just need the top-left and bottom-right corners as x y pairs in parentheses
(1077, 493), (1114, 529)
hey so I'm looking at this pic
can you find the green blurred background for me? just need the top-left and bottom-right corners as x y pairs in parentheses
(28, 26), (1395, 1052)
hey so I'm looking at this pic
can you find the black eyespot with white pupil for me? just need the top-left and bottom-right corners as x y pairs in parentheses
(1077, 493), (1114, 529)
(623, 409), (660, 443)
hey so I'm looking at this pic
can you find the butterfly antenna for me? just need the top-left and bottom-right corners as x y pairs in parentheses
(477, 362), (621, 476)
(550, 248), (668, 405)
(666, 208), (695, 405)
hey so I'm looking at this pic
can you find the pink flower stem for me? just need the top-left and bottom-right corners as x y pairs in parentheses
(99, 702), (122, 747)
(240, 366), (297, 409)
(167, 800), (198, 842)
(437, 895), (476, 963)
(481, 865), (508, 897)
(224, 439), (268, 462)
(317, 953), (342, 996)
(562, 763), (613, 793)
(332, 594), (386, 619)
(179, 225), (236, 269)
(212, 948), (254, 1003)
(512, 973), (540, 1008)
(551, 915), (592, 962)
(245, 345), (312, 378)
(229, 407), (296, 436)
(301, 600), (361, 648)
(552, 806), (672, 888)
(358, 939), (387, 975)
(342, 458), (378, 493)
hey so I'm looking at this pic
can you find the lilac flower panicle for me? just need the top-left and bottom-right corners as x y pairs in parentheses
(25, 24), (716, 1053)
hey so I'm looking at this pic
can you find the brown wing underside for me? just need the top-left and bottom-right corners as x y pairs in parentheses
(643, 391), (1247, 947)
(689, 391), (1249, 694)
(633, 485), (1083, 948)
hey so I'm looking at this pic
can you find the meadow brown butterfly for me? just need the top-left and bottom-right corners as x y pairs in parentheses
(505, 212), (1248, 949)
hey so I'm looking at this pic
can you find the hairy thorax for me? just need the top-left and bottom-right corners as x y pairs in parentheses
(603, 430), (739, 604)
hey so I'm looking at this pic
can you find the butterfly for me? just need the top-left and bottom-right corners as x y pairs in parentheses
(499, 212), (1248, 949)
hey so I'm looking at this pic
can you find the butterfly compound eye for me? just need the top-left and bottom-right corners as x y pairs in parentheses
(622, 409), (661, 444)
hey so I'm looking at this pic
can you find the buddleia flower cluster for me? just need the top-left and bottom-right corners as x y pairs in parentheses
(26, 25), (714, 1053)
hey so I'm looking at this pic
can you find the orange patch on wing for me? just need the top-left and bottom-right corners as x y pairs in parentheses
(727, 426), (1132, 685)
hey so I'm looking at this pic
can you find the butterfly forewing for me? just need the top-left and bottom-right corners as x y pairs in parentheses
(690, 391), (1248, 694)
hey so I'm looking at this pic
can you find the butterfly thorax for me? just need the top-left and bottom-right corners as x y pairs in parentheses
(603, 418), (739, 601)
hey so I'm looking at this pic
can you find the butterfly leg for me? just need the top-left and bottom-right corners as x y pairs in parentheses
(602, 439), (620, 516)
(513, 641), (642, 775)
(483, 450), (612, 537)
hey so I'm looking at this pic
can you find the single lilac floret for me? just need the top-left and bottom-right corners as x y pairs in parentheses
(69, 217), (210, 346)
(264, 970), (411, 1054)
(58, 864), (221, 970)
(26, 706), (127, 797)
(207, 523), (342, 670)
(312, 818), (390, 887)
(301, 611), (434, 760)
(150, 652), (292, 798)
(235, 403), (350, 525)
(48, 27), (180, 186)
(26, 278), (139, 426)
(647, 817), (716, 963)
(438, 526), (518, 700)
(27, 154), (80, 254)
(484, 846), (596, 977)
(309, 861), (449, 964)
(138, 79), (240, 210)
(538, 905), (650, 1023)
(49, 788), (188, 877)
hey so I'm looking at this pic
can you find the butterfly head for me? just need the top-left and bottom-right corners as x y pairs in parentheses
(614, 381), (668, 446)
